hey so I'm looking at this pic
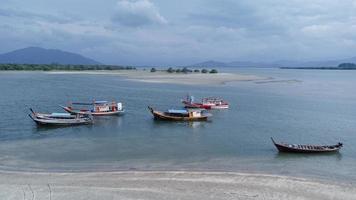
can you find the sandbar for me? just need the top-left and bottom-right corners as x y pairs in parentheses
(47, 70), (266, 85)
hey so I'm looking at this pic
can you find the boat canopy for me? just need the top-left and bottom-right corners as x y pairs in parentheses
(203, 97), (223, 101)
(94, 101), (109, 104)
(168, 109), (188, 114)
(72, 101), (110, 105)
(50, 113), (71, 117)
(72, 102), (94, 105)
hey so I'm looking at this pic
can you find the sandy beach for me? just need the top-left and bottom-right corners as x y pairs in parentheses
(0, 170), (355, 200)
(47, 70), (266, 85)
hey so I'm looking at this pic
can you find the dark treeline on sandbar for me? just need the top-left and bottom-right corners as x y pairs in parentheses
(0, 63), (137, 71)
(150, 67), (218, 74)
(281, 63), (356, 70)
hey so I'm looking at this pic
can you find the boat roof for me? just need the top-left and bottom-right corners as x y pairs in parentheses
(50, 113), (72, 117)
(168, 109), (188, 114)
(72, 101), (110, 105)
(203, 97), (223, 100)
(187, 108), (205, 111)
(94, 101), (109, 104)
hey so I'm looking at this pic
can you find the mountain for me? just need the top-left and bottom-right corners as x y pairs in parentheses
(190, 57), (356, 68)
(0, 47), (101, 65)
(190, 60), (228, 67)
(190, 60), (280, 68)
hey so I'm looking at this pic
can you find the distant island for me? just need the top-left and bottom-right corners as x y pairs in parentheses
(190, 57), (356, 68)
(0, 47), (100, 65)
(281, 63), (356, 70)
(0, 47), (138, 71)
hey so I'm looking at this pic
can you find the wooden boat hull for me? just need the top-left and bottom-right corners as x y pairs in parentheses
(30, 114), (93, 126)
(148, 107), (209, 121)
(61, 106), (124, 116)
(271, 138), (342, 153)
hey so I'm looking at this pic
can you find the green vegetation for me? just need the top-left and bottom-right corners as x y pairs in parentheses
(209, 69), (218, 73)
(338, 63), (356, 69)
(0, 63), (136, 71)
(163, 67), (217, 74)
(182, 67), (192, 73)
(281, 63), (356, 70)
(0, 64), (222, 74)
(167, 67), (175, 73)
(201, 69), (208, 73)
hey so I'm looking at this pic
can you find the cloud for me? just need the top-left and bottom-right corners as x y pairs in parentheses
(111, 0), (167, 27)
(2, 0), (356, 65)
(0, 8), (76, 24)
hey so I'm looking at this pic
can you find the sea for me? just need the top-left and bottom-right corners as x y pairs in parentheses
(0, 68), (355, 183)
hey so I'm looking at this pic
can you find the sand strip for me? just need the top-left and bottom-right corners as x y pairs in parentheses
(0, 171), (354, 200)
(46, 70), (266, 85)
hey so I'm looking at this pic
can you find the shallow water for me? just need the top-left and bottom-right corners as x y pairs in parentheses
(0, 69), (355, 182)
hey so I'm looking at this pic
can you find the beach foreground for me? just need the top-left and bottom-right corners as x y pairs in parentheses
(0, 171), (354, 200)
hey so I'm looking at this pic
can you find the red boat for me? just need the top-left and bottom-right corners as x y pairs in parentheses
(182, 95), (229, 109)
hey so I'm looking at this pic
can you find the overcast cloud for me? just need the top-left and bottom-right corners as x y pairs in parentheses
(1, 0), (356, 65)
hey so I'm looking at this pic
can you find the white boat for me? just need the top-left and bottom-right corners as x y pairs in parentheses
(29, 108), (93, 126)
(61, 100), (124, 116)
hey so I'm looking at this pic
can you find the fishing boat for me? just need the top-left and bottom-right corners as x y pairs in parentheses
(182, 95), (229, 109)
(148, 106), (211, 121)
(29, 108), (93, 126)
(271, 137), (343, 153)
(61, 100), (124, 116)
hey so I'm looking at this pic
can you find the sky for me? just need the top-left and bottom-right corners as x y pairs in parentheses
(1, 0), (356, 65)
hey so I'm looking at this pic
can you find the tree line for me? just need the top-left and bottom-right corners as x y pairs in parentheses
(0, 63), (136, 71)
(150, 67), (218, 73)
(338, 63), (356, 69)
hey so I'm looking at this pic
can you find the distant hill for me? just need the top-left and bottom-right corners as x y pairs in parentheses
(0, 47), (101, 65)
(191, 60), (283, 68)
(190, 57), (356, 68)
(191, 60), (228, 67)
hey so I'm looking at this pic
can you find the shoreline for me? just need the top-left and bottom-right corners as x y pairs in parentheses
(1, 170), (355, 200)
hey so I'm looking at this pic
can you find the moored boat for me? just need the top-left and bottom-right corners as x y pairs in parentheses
(61, 100), (124, 116)
(182, 95), (229, 109)
(148, 106), (211, 121)
(271, 137), (343, 153)
(29, 108), (93, 126)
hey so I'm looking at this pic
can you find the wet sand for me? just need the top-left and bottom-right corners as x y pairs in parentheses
(1, 171), (355, 200)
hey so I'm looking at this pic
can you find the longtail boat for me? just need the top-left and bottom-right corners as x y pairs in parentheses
(148, 106), (211, 121)
(29, 108), (93, 126)
(271, 137), (342, 153)
(182, 95), (229, 109)
(61, 100), (124, 116)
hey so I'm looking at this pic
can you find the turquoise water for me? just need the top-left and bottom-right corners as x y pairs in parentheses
(0, 69), (355, 182)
